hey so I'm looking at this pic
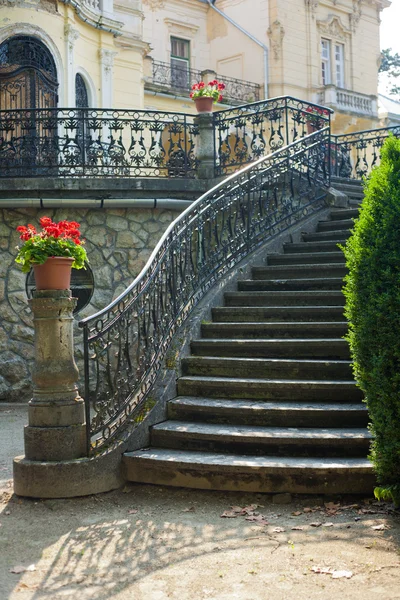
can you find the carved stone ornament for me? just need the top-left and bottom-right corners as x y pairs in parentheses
(142, 0), (165, 10)
(267, 20), (285, 61)
(99, 49), (118, 72)
(64, 24), (80, 51)
(350, 0), (362, 32)
(305, 0), (319, 16)
(317, 15), (350, 41)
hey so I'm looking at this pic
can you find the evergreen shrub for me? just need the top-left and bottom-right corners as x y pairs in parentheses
(342, 136), (400, 506)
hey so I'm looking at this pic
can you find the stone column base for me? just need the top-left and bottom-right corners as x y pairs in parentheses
(13, 449), (125, 498)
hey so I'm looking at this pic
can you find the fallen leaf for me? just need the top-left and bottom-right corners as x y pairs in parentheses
(292, 511), (302, 516)
(4, 510), (10, 515)
(323, 522), (334, 527)
(10, 564), (36, 574)
(372, 524), (386, 531)
(341, 504), (360, 510)
(230, 506), (244, 514)
(245, 514), (269, 525)
(242, 504), (262, 515)
(182, 506), (195, 513)
(272, 527), (286, 533)
(331, 570), (353, 579)
(291, 526), (304, 531)
(220, 510), (239, 518)
(310, 522), (322, 527)
(128, 509), (138, 515)
(303, 507), (313, 513)
(324, 502), (340, 511)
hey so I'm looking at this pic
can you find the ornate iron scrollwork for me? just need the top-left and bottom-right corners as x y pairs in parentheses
(79, 129), (330, 454)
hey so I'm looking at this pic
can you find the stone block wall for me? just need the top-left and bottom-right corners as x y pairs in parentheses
(0, 206), (180, 402)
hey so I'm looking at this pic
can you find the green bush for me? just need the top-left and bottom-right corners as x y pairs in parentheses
(342, 136), (400, 506)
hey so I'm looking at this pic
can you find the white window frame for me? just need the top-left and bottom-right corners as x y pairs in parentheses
(334, 42), (345, 88)
(321, 38), (346, 88)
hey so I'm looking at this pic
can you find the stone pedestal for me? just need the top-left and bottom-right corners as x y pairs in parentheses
(195, 112), (215, 180)
(14, 290), (88, 497)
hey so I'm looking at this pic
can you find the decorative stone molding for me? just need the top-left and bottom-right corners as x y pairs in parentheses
(65, 24), (80, 51)
(317, 15), (351, 41)
(350, 0), (362, 32)
(65, 25), (80, 107)
(99, 48), (118, 107)
(267, 20), (285, 61)
(143, 0), (165, 9)
(304, 0), (319, 16)
(164, 18), (199, 37)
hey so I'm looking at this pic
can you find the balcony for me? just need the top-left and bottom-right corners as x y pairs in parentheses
(144, 59), (261, 105)
(318, 85), (378, 118)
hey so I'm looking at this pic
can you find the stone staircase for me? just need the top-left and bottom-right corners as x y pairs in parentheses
(123, 204), (375, 495)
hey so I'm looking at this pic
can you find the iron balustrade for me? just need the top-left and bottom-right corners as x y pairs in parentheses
(79, 128), (330, 454)
(213, 96), (332, 176)
(0, 107), (198, 178)
(149, 60), (261, 104)
(331, 126), (400, 180)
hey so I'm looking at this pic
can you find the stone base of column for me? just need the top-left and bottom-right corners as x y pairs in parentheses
(24, 424), (87, 461)
(13, 447), (126, 498)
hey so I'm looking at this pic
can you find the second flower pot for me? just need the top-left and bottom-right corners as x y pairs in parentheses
(194, 97), (214, 113)
(33, 257), (74, 290)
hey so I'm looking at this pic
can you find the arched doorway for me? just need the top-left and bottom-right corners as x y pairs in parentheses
(0, 35), (58, 110)
(0, 36), (58, 175)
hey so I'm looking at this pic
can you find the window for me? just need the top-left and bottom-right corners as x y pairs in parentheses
(321, 39), (331, 85)
(321, 39), (345, 88)
(335, 43), (345, 88)
(171, 37), (190, 89)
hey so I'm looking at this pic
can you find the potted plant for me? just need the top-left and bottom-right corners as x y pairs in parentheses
(15, 217), (87, 290)
(305, 105), (329, 134)
(190, 79), (225, 113)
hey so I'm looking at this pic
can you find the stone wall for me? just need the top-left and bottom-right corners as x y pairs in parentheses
(0, 206), (180, 402)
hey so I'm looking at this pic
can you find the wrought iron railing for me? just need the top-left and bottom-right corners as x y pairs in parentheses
(331, 125), (400, 179)
(0, 108), (198, 178)
(79, 128), (330, 454)
(213, 96), (331, 176)
(148, 60), (261, 104)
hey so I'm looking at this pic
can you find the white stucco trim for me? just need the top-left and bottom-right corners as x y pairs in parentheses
(0, 23), (65, 105)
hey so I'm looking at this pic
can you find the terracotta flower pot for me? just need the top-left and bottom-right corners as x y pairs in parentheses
(194, 96), (214, 113)
(33, 257), (74, 290)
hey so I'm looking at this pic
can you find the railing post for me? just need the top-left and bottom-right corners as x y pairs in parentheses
(194, 112), (215, 179)
(13, 290), (86, 496)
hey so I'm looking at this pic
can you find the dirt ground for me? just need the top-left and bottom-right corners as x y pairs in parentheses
(1, 404), (400, 600)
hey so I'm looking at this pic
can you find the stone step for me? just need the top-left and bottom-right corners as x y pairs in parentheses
(123, 449), (375, 494)
(317, 219), (354, 231)
(150, 421), (372, 458)
(329, 208), (359, 220)
(238, 278), (344, 291)
(283, 241), (342, 253)
(177, 376), (362, 402)
(181, 356), (353, 380)
(301, 229), (350, 243)
(252, 263), (347, 279)
(201, 321), (348, 339)
(267, 251), (345, 265)
(212, 305), (345, 322)
(224, 290), (345, 307)
(191, 339), (350, 359)
(167, 397), (368, 428)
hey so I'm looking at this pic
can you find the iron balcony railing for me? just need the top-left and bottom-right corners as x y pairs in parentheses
(148, 60), (261, 104)
(79, 128), (331, 454)
(214, 96), (332, 175)
(0, 107), (198, 178)
(331, 125), (400, 179)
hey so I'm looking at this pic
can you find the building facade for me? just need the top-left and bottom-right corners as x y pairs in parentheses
(0, 0), (391, 128)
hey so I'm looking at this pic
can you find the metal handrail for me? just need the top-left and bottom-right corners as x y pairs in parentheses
(79, 127), (331, 453)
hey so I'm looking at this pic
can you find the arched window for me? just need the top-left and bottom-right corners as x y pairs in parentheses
(0, 36), (58, 110)
(75, 73), (89, 108)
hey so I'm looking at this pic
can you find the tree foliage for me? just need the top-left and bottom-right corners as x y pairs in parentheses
(342, 136), (400, 506)
(379, 48), (400, 98)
